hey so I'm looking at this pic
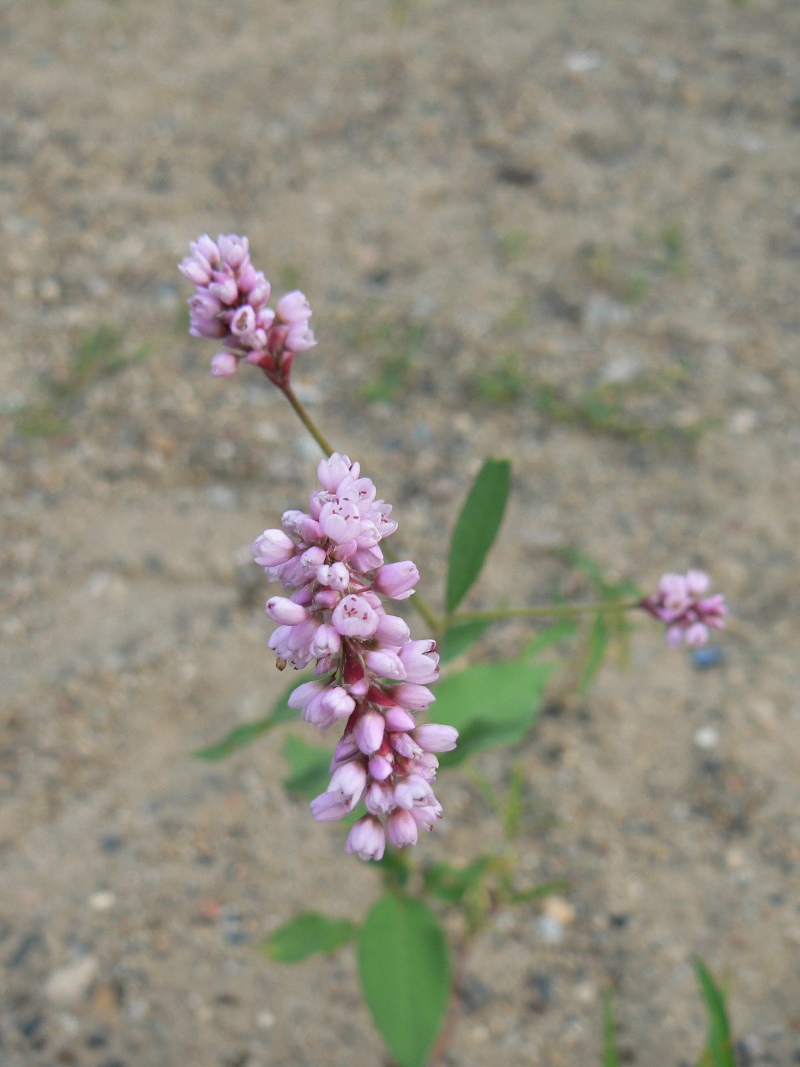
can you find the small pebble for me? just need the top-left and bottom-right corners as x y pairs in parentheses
(256, 1011), (276, 1030)
(564, 50), (602, 73)
(89, 892), (116, 911)
(691, 646), (723, 669)
(536, 914), (564, 944)
(694, 726), (720, 750)
(45, 957), (99, 1006)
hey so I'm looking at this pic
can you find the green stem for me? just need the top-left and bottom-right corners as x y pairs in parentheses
(280, 383), (335, 456)
(278, 381), (444, 635)
(449, 599), (640, 627)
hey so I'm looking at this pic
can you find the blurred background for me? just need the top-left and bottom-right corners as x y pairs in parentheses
(1, 0), (799, 1064)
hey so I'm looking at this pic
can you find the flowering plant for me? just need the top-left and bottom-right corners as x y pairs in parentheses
(182, 235), (727, 1066)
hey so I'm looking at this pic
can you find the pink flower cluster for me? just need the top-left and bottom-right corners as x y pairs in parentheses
(253, 453), (458, 862)
(179, 234), (315, 387)
(640, 571), (727, 649)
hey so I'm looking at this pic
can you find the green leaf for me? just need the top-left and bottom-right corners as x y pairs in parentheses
(192, 673), (314, 760)
(433, 659), (555, 767)
(422, 858), (493, 905)
(580, 613), (609, 694)
(261, 912), (357, 962)
(603, 990), (620, 1067)
(694, 958), (735, 1067)
(282, 735), (331, 798)
(358, 894), (451, 1067)
(522, 618), (578, 660)
(446, 458), (511, 614)
(438, 619), (492, 663)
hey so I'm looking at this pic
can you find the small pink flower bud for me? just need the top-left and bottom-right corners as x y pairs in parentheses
(398, 640), (439, 684)
(288, 680), (326, 712)
(374, 615), (412, 647)
(265, 596), (309, 625)
(354, 711), (385, 755)
(277, 290), (312, 325)
(368, 755), (394, 781)
(310, 624), (342, 658)
(210, 352), (238, 377)
(412, 724), (459, 753)
(208, 276), (239, 305)
(329, 760), (367, 810)
(309, 792), (350, 822)
(365, 780), (395, 816)
(345, 816), (386, 862)
(383, 706), (416, 732)
(374, 561), (420, 600)
(253, 529), (296, 568)
(364, 649), (406, 680)
(391, 683), (436, 711)
(217, 233), (249, 268)
(320, 687), (356, 721)
(387, 808), (418, 848)
(390, 732), (423, 760)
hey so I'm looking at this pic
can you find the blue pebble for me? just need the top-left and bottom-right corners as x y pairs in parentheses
(690, 646), (724, 669)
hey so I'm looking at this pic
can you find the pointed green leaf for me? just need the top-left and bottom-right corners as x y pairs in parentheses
(192, 673), (314, 760)
(694, 958), (735, 1067)
(358, 894), (451, 1067)
(433, 659), (555, 766)
(439, 619), (492, 663)
(282, 735), (331, 798)
(261, 912), (357, 962)
(446, 458), (511, 613)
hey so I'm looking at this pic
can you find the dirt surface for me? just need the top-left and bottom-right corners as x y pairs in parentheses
(2, 0), (800, 1064)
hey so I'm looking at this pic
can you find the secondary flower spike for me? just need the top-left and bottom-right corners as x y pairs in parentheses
(639, 570), (727, 649)
(179, 234), (315, 387)
(253, 453), (458, 861)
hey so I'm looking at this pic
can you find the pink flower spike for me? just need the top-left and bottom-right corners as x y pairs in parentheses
(210, 352), (238, 377)
(640, 571), (726, 651)
(346, 816), (386, 862)
(374, 562), (420, 600)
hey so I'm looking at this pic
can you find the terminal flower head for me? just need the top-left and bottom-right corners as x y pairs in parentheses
(252, 453), (457, 860)
(639, 570), (727, 649)
(179, 234), (316, 388)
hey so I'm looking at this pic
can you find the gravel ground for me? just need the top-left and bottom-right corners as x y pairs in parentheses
(1, 0), (800, 1064)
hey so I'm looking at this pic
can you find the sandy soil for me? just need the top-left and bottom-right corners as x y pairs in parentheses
(1, 0), (800, 1064)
